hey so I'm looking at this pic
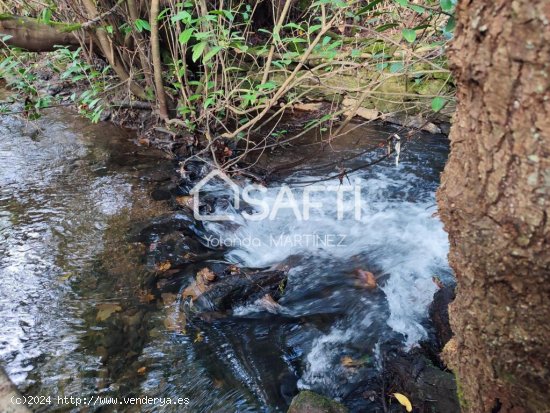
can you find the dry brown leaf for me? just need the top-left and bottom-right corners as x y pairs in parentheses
(138, 137), (150, 147)
(182, 268), (216, 300)
(341, 356), (366, 368)
(355, 269), (377, 289)
(293, 102), (323, 112)
(96, 303), (122, 322)
(194, 331), (204, 343)
(163, 311), (187, 333)
(258, 294), (283, 313)
(137, 366), (147, 375)
(341, 356), (355, 367)
(139, 292), (156, 303)
(198, 267), (216, 282)
(175, 195), (193, 208)
(228, 265), (240, 275)
(156, 261), (171, 272)
(161, 292), (177, 306)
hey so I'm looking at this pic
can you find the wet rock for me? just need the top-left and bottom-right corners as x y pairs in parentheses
(151, 188), (172, 201)
(148, 232), (214, 270)
(194, 269), (287, 312)
(288, 390), (348, 413)
(129, 212), (201, 242)
(429, 284), (455, 350)
(383, 350), (459, 413)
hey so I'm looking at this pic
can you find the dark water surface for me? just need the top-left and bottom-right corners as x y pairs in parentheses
(0, 108), (452, 412)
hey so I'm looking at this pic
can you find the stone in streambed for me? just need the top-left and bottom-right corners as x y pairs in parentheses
(287, 391), (348, 413)
(383, 350), (460, 413)
(194, 269), (287, 312)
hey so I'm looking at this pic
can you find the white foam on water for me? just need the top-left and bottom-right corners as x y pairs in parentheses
(204, 170), (448, 340)
(199, 153), (450, 390)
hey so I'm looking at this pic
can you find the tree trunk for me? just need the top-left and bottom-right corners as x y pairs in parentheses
(437, 1), (550, 412)
(0, 15), (80, 52)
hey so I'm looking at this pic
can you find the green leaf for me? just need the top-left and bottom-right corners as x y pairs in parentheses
(203, 46), (222, 62)
(134, 19), (151, 32)
(440, 0), (454, 12)
(284, 23), (303, 30)
(390, 62), (404, 73)
(409, 4), (425, 13)
(191, 41), (207, 62)
(171, 10), (192, 23)
(402, 28), (417, 43)
(394, 0), (408, 6)
(444, 16), (456, 33)
(431, 97), (446, 112)
(179, 28), (194, 44)
(40, 8), (52, 24)
(357, 0), (385, 14)
(308, 24), (322, 34)
(376, 23), (399, 32)
(257, 81), (277, 90)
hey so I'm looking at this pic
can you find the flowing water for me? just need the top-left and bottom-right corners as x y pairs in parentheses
(0, 107), (452, 412)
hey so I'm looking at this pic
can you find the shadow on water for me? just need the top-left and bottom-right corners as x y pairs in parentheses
(0, 107), (454, 412)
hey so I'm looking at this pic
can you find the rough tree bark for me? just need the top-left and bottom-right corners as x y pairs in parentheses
(437, 1), (550, 412)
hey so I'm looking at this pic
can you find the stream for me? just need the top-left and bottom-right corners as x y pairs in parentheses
(0, 108), (454, 412)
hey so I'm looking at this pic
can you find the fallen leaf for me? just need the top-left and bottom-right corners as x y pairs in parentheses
(212, 378), (224, 388)
(139, 289), (156, 303)
(228, 265), (240, 275)
(175, 195), (193, 208)
(355, 269), (377, 289)
(58, 272), (73, 282)
(198, 267), (216, 282)
(161, 293), (177, 306)
(194, 331), (204, 343)
(293, 102), (323, 112)
(393, 393), (413, 412)
(137, 366), (147, 375)
(96, 303), (122, 322)
(138, 137), (150, 147)
(164, 311), (187, 333)
(182, 268), (216, 300)
(341, 356), (366, 368)
(258, 294), (283, 313)
(341, 356), (355, 368)
(156, 261), (171, 272)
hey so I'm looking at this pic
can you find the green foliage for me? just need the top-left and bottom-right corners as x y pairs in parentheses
(2, 0), (456, 147)
(402, 28), (417, 43)
(431, 96), (447, 112)
(56, 47), (108, 122)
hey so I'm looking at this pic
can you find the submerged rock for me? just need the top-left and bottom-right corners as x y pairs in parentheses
(288, 391), (348, 413)
(194, 268), (287, 312)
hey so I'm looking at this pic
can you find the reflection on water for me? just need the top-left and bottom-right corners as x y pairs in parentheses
(0, 108), (451, 412)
